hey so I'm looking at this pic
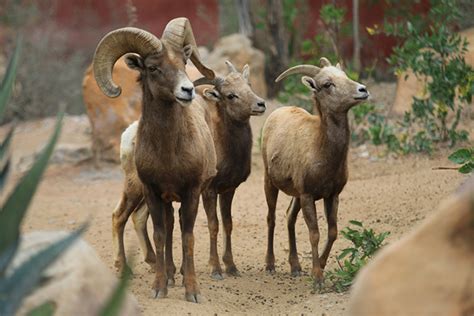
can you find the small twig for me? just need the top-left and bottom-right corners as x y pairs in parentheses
(432, 166), (459, 170)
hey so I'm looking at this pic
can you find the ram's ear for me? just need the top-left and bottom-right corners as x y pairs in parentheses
(183, 44), (193, 60)
(124, 53), (144, 72)
(242, 64), (250, 82)
(336, 62), (342, 70)
(203, 88), (221, 101)
(301, 76), (318, 91)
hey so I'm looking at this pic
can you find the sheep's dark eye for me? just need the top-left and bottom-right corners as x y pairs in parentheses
(148, 66), (160, 73)
(323, 82), (333, 89)
(227, 93), (238, 100)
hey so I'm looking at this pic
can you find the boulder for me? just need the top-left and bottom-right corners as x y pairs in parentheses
(82, 57), (141, 163)
(348, 179), (474, 316)
(11, 231), (141, 316)
(204, 34), (267, 97)
(391, 27), (474, 115)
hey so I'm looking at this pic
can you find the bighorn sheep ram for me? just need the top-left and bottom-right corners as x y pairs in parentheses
(261, 57), (369, 288)
(93, 18), (216, 303)
(349, 178), (474, 315)
(113, 61), (266, 281)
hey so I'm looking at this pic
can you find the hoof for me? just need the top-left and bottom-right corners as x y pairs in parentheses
(185, 293), (204, 303)
(152, 288), (168, 299)
(167, 278), (176, 287)
(265, 265), (276, 274)
(312, 277), (325, 293)
(226, 266), (241, 277)
(210, 271), (224, 280)
(291, 269), (302, 277)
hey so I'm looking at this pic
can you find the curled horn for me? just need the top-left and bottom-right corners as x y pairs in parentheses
(275, 65), (321, 82)
(225, 60), (238, 73)
(93, 27), (162, 98)
(162, 17), (215, 79)
(193, 76), (224, 87)
(319, 57), (332, 67)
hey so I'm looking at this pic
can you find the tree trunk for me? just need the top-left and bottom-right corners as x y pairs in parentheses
(352, 0), (361, 73)
(235, 0), (253, 37)
(265, 0), (289, 97)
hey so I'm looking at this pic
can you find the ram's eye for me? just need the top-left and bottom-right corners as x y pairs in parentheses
(227, 93), (238, 100)
(323, 82), (333, 89)
(148, 66), (159, 73)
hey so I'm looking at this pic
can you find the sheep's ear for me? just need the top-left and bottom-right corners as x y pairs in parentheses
(301, 76), (317, 91)
(242, 64), (250, 82)
(203, 88), (221, 101)
(183, 44), (193, 60)
(336, 62), (342, 70)
(124, 53), (144, 71)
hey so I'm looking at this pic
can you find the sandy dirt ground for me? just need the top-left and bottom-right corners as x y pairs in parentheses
(3, 92), (472, 315)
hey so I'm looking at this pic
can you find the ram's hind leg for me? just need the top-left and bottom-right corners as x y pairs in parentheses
(287, 197), (302, 276)
(131, 202), (156, 270)
(112, 192), (141, 274)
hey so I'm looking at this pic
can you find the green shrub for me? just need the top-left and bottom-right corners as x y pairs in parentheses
(448, 147), (474, 173)
(326, 220), (390, 293)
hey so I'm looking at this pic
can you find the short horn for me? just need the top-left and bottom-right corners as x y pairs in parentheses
(225, 60), (238, 73)
(193, 76), (224, 87)
(319, 57), (331, 67)
(162, 17), (215, 79)
(275, 65), (321, 82)
(93, 27), (162, 97)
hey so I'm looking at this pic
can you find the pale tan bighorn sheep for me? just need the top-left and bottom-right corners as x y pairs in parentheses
(261, 57), (369, 289)
(113, 61), (266, 281)
(93, 18), (217, 303)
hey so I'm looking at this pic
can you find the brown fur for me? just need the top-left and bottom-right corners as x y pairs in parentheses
(112, 64), (266, 283)
(113, 43), (217, 303)
(261, 62), (369, 288)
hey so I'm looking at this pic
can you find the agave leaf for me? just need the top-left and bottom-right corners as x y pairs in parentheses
(0, 224), (87, 316)
(0, 36), (22, 121)
(26, 301), (56, 316)
(0, 112), (63, 275)
(99, 266), (131, 316)
(0, 127), (14, 192)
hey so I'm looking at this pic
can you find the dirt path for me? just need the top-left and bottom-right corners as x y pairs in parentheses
(7, 109), (470, 315)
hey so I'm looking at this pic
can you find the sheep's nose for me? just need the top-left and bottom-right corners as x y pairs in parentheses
(358, 86), (367, 94)
(258, 101), (266, 108)
(181, 86), (194, 95)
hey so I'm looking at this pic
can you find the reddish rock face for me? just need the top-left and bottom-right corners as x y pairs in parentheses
(82, 57), (141, 163)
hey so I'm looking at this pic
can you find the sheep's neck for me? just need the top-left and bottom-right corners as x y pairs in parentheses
(318, 104), (351, 162)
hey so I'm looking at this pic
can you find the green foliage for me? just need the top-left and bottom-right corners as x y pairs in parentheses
(382, 0), (473, 148)
(0, 35), (22, 119)
(320, 3), (346, 27)
(448, 147), (474, 173)
(326, 220), (390, 292)
(26, 302), (56, 316)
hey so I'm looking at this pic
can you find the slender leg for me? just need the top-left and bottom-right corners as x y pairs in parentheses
(131, 203), (156, 270)
(180, 187), (203, 303)
(300, 194), (323, 290)
(320, 195), (339, 269)
(264, 173), (279, 273)
(164, 203), (176, 286)
(112, 191), (141, 274)
(202, 189), (223, 279)
(220, 189), (240, 276)
(286, 197), (302, 276)
(146, 187), (168, 299)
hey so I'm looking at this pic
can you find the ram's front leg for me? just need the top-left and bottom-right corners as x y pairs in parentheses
(180, 187), (203, 303)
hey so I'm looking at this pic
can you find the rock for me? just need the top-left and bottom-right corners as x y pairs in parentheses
(204, 34), (267, 97)
(348, 179), (474, 316)
(49, 143), (92, 165)
(82, 57), (141, 163)
(10, 231), (141, 316)
(391, 27), (474, 115)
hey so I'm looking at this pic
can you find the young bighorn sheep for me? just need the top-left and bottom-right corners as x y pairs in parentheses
(112, 61), (266, 280)
(93, 18), (217, 303)
(261, 57), (369, 289)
